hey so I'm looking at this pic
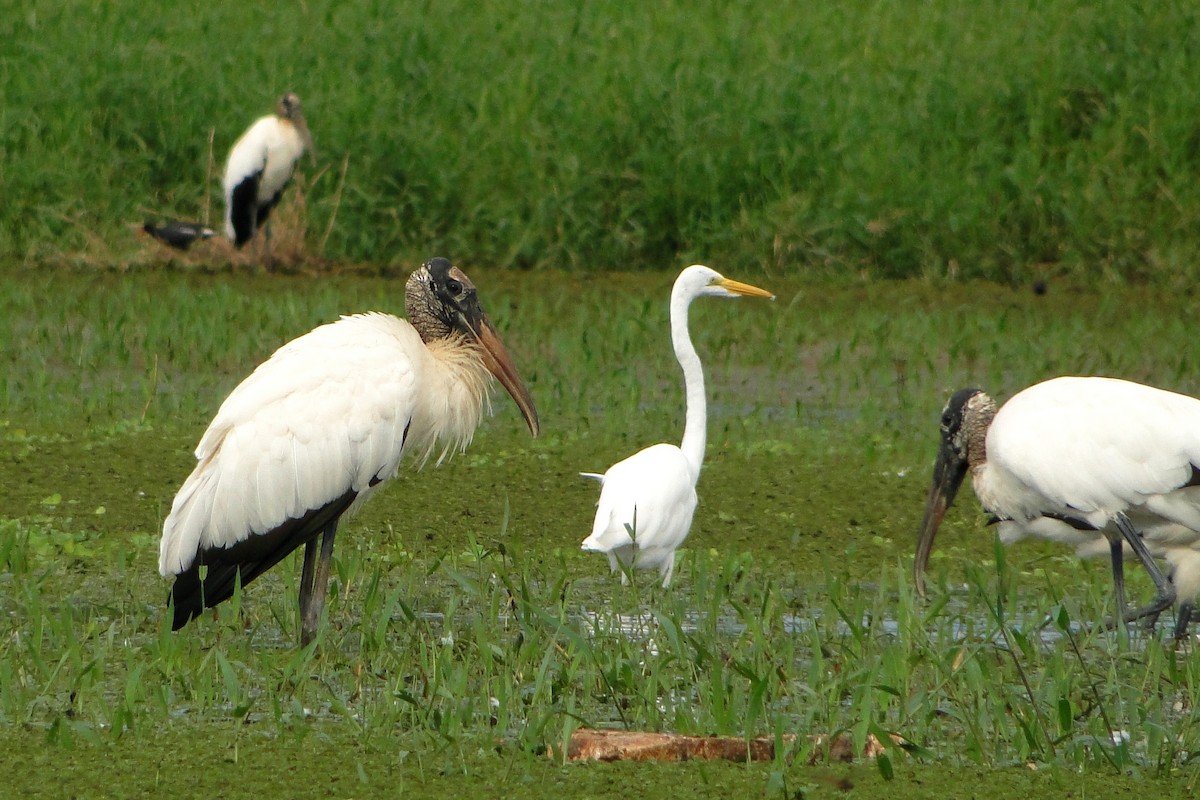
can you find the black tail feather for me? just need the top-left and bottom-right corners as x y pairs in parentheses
(168, 489), (357, 630)
(229, 172), (264, 247)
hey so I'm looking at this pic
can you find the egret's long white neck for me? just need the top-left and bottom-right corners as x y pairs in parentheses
(672, 283), (707, 476)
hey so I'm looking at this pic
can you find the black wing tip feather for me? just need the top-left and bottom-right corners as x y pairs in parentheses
(168, 573), (202, 630)
(168, 563), (241, 630)
(164, 489), (359, 631)
(229, 173), (263, 247)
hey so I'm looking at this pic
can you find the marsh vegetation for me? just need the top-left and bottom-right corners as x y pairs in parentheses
(6, 1), (1200, 795)
(6, 1), (1200, 281)
(3, 270), (1200, 797)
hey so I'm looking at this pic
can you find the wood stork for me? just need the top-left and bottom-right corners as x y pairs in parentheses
(914, 376), (1200, 637)
(143, 219), (216, 251)
(580, 265), (773, 587)
(159, 258), (539, 645)
(223, 92), (315, 248)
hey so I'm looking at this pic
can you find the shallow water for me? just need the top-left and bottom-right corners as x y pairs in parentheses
(5, 269), (1200, 795)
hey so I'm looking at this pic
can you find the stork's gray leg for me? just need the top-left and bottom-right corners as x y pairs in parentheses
(1106, 530), (1126, 622)
(299, 535), (318, 622)
(1175, 601), (1194, 640)
(300, 519), (339, 646)
(1112, 512), (1175, 628)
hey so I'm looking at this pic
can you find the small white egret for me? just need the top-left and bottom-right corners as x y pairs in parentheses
(915, 376), (1200, 637)
(159, 258), (539, 645)
(580, 265), (773, 587)
(223, 92), (315, 248)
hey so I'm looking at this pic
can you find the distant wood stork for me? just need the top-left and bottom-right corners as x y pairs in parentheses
(159, 258), (539, 645)
(914, 376), (1200, 637)
(223, 92), (315, 248)
(580, 265), (773, 587)
(143, 219), (216, 251)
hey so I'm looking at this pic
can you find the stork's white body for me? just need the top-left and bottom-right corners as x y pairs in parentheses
(158, 259), (538, 646)
(223, 111), (310, 246)
(977, 377), (1200, 542)
(974, 376), (1200, 619)
(159, 313), (489, 578)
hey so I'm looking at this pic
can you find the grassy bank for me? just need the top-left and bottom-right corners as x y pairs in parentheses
(3, 268), (1200, 796)
(4, 1), (1200, 279)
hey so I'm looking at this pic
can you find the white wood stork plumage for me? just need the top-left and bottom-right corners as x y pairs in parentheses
(223, 92), (315, 248)
(159, 258), (539, 645)
(914, 376), (1200, 637)
(580, 265), (773, 587)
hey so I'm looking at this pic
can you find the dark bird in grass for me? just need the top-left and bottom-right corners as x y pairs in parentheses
(143, 219), (217, 251)
(223, 92), (315, 249)
(158, 258), (539, 645)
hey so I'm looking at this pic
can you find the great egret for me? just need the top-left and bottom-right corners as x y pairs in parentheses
(580, 265), (773, 587)
(915, 376), (1200, 637)
(223, 92), (315, 248)
(159, 257), (539, 644)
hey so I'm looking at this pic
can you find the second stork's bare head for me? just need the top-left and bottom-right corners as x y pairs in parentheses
(914, 387), (996, 596)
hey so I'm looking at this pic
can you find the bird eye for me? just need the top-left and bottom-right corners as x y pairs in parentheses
(446, 279), (463, 295)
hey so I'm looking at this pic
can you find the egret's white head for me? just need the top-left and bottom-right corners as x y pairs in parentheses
(674, 264), (775, 303)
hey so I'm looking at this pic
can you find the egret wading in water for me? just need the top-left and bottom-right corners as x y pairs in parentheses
(159, 258), (539, 645)
(580, 265), (773, 587)
(914, 376), (1200, 638)
(223, 92), (315, 249)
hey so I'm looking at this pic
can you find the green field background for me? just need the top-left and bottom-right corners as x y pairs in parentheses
(4, 0), (1200, 279)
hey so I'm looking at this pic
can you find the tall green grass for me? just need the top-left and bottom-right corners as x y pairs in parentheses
(4, 1), (1200, 279)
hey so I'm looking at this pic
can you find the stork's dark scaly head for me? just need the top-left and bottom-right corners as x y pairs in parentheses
(277, 92), (304, 120)
(914, 387), (997, 596)
(406, 258), (539, 437)
(276, 92), (316, 164)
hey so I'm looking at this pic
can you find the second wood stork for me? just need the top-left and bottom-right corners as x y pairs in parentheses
(580, 265), (773, 587)
(159, 258), (539, 645)
(914, 376), (1200, 637)
(223, 92), (315, 248)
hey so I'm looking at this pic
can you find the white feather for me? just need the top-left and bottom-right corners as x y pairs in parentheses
(159, 313), (488, 577)
(223, 114), (309, 241)
(979, 377), (1200, 531)
(968, 376), (1200, 623)
(580, 265), (772, 587)
(581, 443), (698, 584)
